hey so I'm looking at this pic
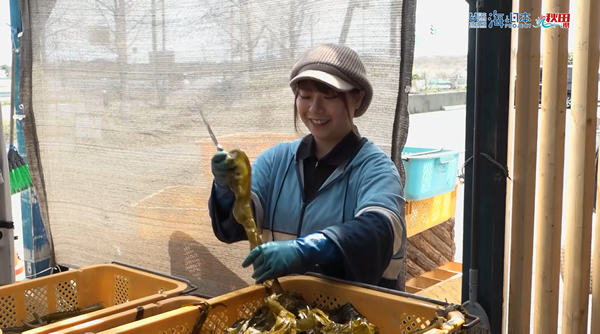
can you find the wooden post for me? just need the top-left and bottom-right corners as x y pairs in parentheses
(532, 0), (569, 332)
(502, 0), (520, 330)
(562, 0), (600, 331)
(507, 0), (542, 332)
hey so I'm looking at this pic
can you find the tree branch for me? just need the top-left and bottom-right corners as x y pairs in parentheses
(264, 26), (287, 50)
(226, 0), (240, 8)
(95, 0), (115, 14)
(94, 2), (117, 35)
(127, 28), (144, 49)
(251, 25), (266, 48)
(126, 15), (147, 34)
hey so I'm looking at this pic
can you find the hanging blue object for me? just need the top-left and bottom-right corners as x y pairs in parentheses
(9, 0), (54, 279)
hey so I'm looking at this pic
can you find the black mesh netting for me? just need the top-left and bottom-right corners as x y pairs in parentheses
(19, 0), (415, 295)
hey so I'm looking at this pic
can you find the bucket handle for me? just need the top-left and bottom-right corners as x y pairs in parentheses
(462, 313), (482, 330)
(438, 155), (456, 164)
(111, 261), (198, 295)
(401, 148), (444, 161)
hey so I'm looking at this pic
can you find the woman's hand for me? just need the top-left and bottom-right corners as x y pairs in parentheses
(211, 151), (232, 187)
(242, 240), (304, 283)
(241, 233), (341, 283)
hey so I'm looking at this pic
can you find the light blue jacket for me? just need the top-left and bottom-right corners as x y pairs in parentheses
(209, 137), (406, 287)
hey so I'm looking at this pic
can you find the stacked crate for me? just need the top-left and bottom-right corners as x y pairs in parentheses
(400, 147), (462, 304)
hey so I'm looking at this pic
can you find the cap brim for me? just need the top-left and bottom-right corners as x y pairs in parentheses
(290, 70), (355, 92)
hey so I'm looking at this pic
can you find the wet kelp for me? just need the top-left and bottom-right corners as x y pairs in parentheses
(226, 292), (378, 334)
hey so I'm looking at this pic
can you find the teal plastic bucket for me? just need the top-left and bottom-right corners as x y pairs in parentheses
(401, 147), (460, 201)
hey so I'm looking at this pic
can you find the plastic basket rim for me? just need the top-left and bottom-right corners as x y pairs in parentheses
(202, 273), (454, 308)
(1, 262), (196, 295)
(298, 273), (452, 306)
(245, 274), (478, 330)
(92, 273), (480, 333)
(110, 261), (197, 294)
(401, 147), (464, 161)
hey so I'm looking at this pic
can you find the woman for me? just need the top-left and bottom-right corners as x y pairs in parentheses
(208, 43), (407, 290)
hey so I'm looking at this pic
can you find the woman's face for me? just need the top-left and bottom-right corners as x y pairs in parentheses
(295, 80), (363, 144)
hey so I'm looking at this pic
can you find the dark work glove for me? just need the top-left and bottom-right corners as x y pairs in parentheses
(211, 151), (232, 188)
(241, 233), (341, 283)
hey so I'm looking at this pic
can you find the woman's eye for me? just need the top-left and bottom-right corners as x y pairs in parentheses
(299, 95), (310, 99)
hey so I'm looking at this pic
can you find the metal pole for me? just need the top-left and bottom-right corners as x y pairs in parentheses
(563, 0), (600, 331)
(507, 0), (542, 331)
(161, 0), (166, 51)
(151, 0), (157, 52)
(462, 2), (491, 327)
(532, 0), (570, 331)
(0, 101), (15, 286)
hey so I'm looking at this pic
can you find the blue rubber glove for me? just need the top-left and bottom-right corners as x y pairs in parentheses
(211, 151), (231, 188)
(241, 233), (341, 283)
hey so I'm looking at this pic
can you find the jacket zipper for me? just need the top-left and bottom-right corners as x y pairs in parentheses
(293, 137), (368, 237)
(294, 162), (347, 237)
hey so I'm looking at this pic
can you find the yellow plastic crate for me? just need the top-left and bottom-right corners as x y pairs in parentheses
(406, 184), (459, 238)
(0, 262), (195, 334)
(97, 274), (479, 334)
(47, 295), (208, 334)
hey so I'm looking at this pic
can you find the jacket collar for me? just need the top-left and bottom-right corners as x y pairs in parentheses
(295, 129), (363, 167)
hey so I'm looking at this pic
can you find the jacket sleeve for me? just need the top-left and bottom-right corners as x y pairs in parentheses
(320, 157), (406, 286)
(208, 146), (275, 243)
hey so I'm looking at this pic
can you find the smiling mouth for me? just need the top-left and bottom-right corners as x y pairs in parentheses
(310, 119), (330, 125)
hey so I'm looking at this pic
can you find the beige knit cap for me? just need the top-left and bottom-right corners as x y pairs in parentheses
(289, 44), (373, 118)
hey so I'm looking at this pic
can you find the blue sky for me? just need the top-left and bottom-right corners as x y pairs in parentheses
(0, 0), (581, 67)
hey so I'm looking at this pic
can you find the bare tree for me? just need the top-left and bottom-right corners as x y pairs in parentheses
(1, 65), (10, 77)
(90, 0), (151, 105)
(339, 0), (371, 45)
(264, 0), (312, 60)
(568, 52), (573, 65)
(339, 0), (360, 45)
(389, 0), (401, 57)
(30, 1), (84, 64)
(207, 0), (266, 70)
(92, 0), (150, 64)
